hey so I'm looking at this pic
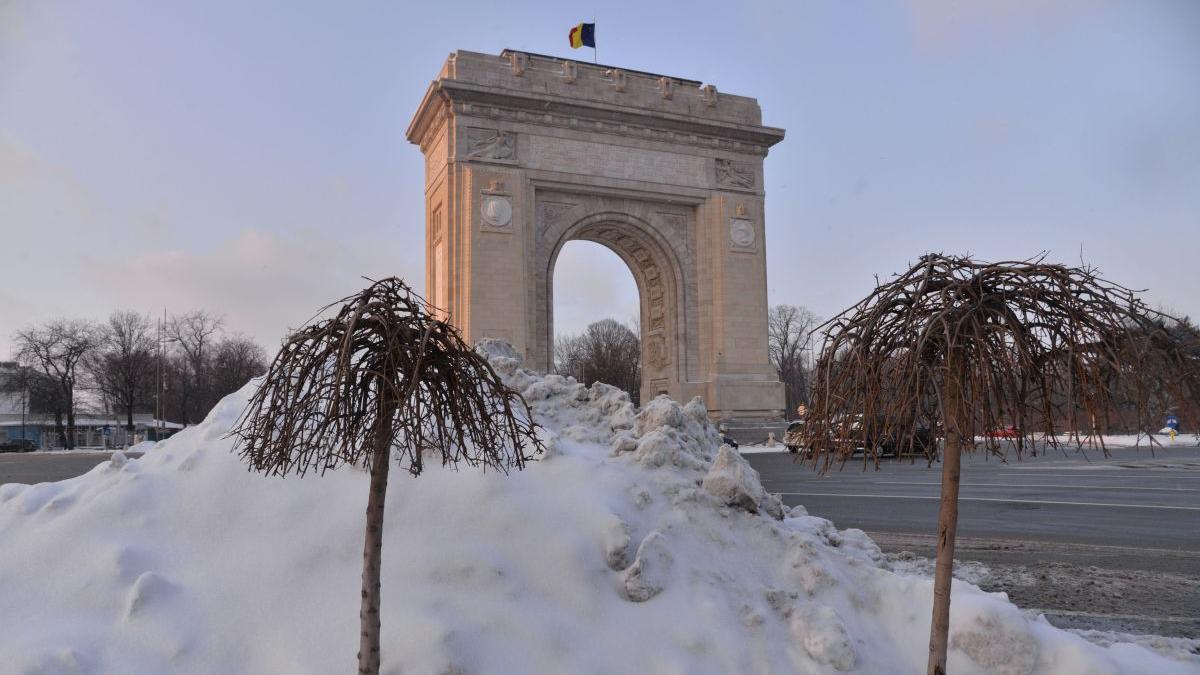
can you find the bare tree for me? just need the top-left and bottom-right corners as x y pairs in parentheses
(13, 319), (102, 448)
(165, 311), (224, 425)
(554, 318), (641, 404)
(90, 311), (157, 431)
(801, 254), (1200, 675)
(209, 335), (268, 397)
(767, 304), (820, 417)
(554, 333), (587, 379)
(231, 278), (542, 675)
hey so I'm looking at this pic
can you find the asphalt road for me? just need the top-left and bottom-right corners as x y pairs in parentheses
(0, 452), (144, 485)
(747, 444), (1200, 637)
(747, 445), (1200, 552)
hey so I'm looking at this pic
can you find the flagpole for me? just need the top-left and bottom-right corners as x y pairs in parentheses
(592, 16), (597, 64)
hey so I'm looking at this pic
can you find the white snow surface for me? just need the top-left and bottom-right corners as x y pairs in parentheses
(1, 340), (1196, 675)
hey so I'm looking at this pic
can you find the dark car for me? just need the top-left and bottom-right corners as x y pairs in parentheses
(0, 439), (38, 453)
(785, 416), (936, 459)
(783, 419), (808, 455)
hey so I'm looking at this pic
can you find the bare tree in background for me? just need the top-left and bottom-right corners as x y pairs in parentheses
(554, 318), (641, 404)
(209, 335), (269, 397)
(554, 333), (587, 381)
(767, 304), (820, 417)
(13, 319), (102, 448)
(165, 311), (224, 425)
(90, 311), (157, 431)
(801, 254), (1200, 675)
(232, 278), (542, 675)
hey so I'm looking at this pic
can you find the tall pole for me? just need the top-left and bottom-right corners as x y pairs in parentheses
(19, 380), (26, 443)
(158, 308), (166, 440)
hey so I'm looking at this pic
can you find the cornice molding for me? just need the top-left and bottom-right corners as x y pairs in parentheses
(407, 79), (785, 156)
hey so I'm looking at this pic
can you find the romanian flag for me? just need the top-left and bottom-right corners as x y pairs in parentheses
(568, 22), (595, 49)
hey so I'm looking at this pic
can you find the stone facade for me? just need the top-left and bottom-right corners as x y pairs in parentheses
(407, 50), (786, 419)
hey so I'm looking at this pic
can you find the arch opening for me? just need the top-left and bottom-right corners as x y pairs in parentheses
(551, 240), (643, 404)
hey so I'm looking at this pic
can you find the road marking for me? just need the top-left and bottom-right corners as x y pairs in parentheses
(873, 481), (1200, 492)
(1029, 608), (1200, 624)
(776, 492), (1200, 511)
(1005, 465), (1200, 472)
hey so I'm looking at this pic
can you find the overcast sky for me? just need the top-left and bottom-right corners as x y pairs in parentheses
(3, 0), (1198, 357)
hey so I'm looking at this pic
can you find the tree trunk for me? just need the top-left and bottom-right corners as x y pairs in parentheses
(54, 410), (65, 449)
(66, 408), (76, 449)
(928, 369), (966, 675)
(358, 408), (394, 675)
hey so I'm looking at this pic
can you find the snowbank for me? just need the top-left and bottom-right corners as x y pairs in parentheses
(125, 440), (158, 454)
(0, 341), (1195, 674)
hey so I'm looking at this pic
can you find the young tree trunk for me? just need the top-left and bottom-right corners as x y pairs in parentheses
(358, 406), (394, 675)
(927, 368), (966, 675)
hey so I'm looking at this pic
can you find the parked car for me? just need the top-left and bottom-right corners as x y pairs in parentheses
(785, 415), (936, 458)
(783, 419), (806, 455)
(0, 439), (37, 453)
(985, 425), (1020, 439)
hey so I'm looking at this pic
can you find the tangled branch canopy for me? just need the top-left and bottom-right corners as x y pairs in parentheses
(802, 254), (1200, 468)
(232, 277), (543, 478)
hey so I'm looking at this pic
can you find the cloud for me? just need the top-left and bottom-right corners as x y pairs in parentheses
(0, 227), (419, 357)
(553, 241), (641, 335)
(899, 0), (1110, 51)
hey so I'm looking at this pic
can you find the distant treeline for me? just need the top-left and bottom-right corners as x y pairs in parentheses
(5, 311), (268, 448)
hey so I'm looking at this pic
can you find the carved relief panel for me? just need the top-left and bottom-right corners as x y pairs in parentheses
(715, 158), (755, 190)
(466, 127), (517, 162)
(480, 180), (513, 234)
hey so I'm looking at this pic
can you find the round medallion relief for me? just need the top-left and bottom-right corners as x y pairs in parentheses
(730, 218), (755, 248)
(481, 196), (512, 228)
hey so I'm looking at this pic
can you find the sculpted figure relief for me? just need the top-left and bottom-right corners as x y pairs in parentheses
(715, 158), (754, 190)
(467, 128), (515, 161)
(645, 334), (668, 369)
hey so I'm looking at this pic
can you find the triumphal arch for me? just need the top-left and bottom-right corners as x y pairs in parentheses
(407, 50), (786, 419)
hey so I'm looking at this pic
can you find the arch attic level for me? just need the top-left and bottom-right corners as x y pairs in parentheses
(405, 49), (786, 420)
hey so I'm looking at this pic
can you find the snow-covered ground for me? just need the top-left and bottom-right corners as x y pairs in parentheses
(1, 340), (1196, 674)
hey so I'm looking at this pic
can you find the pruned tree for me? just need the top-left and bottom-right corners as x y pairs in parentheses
(165, 310), (224, 425)
(90, 310), (157, 431)
(800, 254), (1200, 675)
(554, 318), (642, 403)
(13, 319), (102, 448)
(231, 278), (542, 675)
(767, 304), (820, 416)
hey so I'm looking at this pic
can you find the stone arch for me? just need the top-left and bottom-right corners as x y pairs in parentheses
(408, 49), (787, 419)
(542, 211), (689, 401)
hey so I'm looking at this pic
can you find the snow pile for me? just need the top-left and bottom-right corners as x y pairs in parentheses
(125, 441), (158, 454)
(1, 340), (1196, 674)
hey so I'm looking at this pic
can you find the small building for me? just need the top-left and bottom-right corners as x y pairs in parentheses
(0, 413), (184, 449)
(0, 362), (183, 449)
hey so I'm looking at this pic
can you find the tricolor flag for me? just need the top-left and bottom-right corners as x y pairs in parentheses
(568, 22), (595, 49)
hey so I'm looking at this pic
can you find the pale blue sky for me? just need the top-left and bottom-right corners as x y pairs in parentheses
(2, 1), (1198, 355)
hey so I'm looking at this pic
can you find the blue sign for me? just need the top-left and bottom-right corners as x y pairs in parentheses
(1166, 415), (1179, 431)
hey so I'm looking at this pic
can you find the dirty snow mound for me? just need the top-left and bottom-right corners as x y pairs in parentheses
(0, 342), (1193, 674)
